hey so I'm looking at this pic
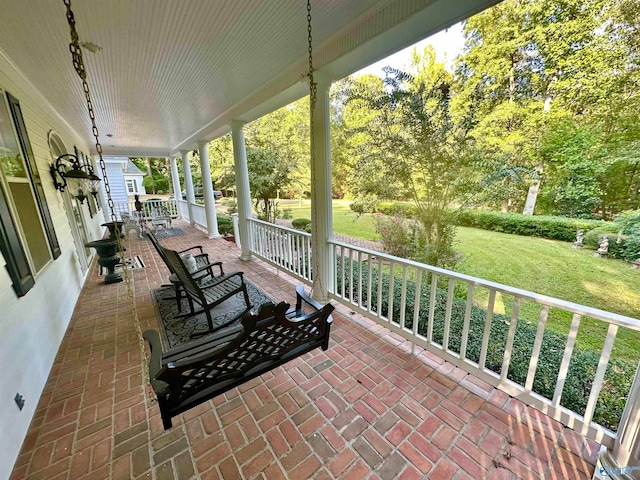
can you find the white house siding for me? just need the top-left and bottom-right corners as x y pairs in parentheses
(123, 173), (146, 196)
(101, 157), (129, 206)
(0, 52), (105, 479)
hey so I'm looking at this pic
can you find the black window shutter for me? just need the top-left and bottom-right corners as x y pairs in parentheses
(0, 184), (35, 296)
(6, 92), (61, 259)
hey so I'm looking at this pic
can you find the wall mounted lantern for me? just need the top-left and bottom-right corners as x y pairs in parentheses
(86, 164), (102, 209)
(50, 147), (100, 205)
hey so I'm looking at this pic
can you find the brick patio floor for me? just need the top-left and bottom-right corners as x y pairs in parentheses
(10, 221), (598, 479)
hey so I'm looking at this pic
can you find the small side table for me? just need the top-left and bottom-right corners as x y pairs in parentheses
(152, 216), (172, 232)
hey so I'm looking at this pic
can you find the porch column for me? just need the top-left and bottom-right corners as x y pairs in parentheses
(596, 362), (640, 479)
(180, 150), (195, 226)
(169, 155), (181, 218)
(197, 139), (220, 238)
(231, 120), (252, 261)
(309, 75), (333, 302)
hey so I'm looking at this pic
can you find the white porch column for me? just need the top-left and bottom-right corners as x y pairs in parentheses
(596, 362), (640, 479)
(180, 150), (195, 226)
(309, 75), (333, 302)
(231, 120), (252, 261)
(169, 155), (181, 218)
(197, 139), (220, 238)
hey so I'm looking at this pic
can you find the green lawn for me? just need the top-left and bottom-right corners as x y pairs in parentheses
(282, 199), (640, 359)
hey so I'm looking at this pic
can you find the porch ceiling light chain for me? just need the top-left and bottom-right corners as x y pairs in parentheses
(62, 0), (155, 402)
(307, 0), (323, 296)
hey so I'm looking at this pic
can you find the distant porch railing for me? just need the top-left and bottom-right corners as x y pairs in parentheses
(113, 199), (178, 219)
(243, 218), (640, 451)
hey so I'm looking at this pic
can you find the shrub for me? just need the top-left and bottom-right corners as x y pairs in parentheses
(583, 223), (640, 261)
(281, 208), (293, 220)
(216, 215), (233, 235)
(334, 256), (633, 431)
(226, 201), (238, 214)
(350, 202), (366, 214)
(292, 218), (311, 231)
(622, 236), (640, 262)
(376, 201), (416, 218)
(374, 214), (415, 258)
(455, 210), (608, 242)
(612, 210), (640, 261)
(219, 197), (235, 206)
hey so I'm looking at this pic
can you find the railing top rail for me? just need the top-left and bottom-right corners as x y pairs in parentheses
(248, 217), (312, 237)
(329, 238), (640, 329)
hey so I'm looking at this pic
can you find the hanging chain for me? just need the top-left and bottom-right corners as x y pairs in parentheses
(307, 0), (323, 295)
(63, 0), (155, 402)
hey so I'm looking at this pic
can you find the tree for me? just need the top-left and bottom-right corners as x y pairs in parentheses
(453, 0), (635, 215)
(331, 75), (391, 203)
(245, 99), (310, 202)
(131, 157), (171, 194)
(218, 146), (291, 222)
(343, 48), (477, 267)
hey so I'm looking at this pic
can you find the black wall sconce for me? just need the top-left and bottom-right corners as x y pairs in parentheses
(50, 146), (101, 205)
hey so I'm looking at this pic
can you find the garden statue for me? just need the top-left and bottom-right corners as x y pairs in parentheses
(134, 194), (143, 212)
(572, 229), (584, 249)
(596, 235), (609, 257)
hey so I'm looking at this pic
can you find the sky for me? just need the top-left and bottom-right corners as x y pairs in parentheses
(355, 22), (466, 77)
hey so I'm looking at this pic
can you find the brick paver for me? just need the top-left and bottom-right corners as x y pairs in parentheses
(10, 220), (597, 479)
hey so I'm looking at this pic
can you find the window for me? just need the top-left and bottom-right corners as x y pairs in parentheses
(126, 178), (136, 193)
(0, 91), (60, 296)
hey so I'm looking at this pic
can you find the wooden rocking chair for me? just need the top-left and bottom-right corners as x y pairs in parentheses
(160, 245), (251, 336)
(147, 231), (222, 311)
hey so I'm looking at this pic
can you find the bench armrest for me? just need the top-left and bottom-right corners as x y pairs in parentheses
(294, 285), (323, 312)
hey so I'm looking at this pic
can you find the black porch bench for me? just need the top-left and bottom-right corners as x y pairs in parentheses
(144, 286), (334, 429)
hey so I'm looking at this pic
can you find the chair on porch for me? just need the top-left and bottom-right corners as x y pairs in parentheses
(147, 231), (222, 312)
(120, 213), (143, 239)
(160, 244), (251, 336)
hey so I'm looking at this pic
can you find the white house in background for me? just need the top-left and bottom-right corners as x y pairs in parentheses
(99, 156), (145, 207)
(123, 159), (146, 196)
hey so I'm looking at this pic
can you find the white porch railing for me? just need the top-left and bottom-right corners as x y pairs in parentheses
(247, 218), (313, 283)
(177, 199), (189, 218)
(243, 220), (640, 449)
(112, 199), (177, 219)
(329, 240), (640, 448)
(191, 202), (207, 229)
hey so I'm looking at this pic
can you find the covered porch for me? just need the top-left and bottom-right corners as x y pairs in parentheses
(10, 221), (598, 479)
(1, 0), (639, 478)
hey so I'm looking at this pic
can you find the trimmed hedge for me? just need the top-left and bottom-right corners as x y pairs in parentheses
(376, 201), (417, 218)
(335, 256), (632, 431)
(350, 202), (609, 242)
(453, 210), (608, 242)
(292, 218), (311, 231)
(216, 215), (233, 235)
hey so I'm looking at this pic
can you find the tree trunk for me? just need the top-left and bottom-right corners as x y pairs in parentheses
(146, 157), (155, 194)
(523, 163), (543, 215)
(165, 157), (173, 194)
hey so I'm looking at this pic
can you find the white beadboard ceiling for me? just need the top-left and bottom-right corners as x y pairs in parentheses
(0, 0), (498, 156)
